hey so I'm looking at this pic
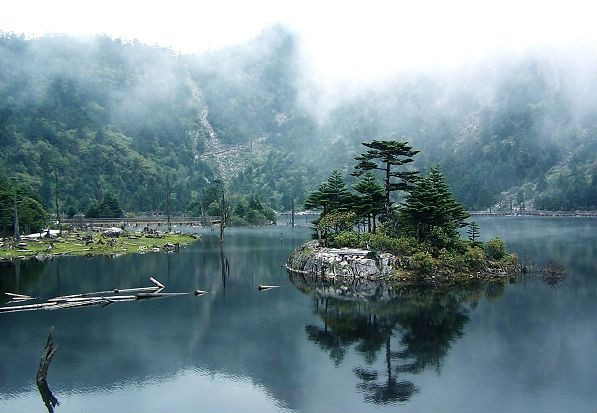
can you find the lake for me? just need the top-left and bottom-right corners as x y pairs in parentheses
(0, 217), (596, 413)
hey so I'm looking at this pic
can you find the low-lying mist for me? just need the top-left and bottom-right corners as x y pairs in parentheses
(1, 25), (595, 213)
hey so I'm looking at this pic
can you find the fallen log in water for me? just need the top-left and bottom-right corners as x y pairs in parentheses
(194, 289), (207, 296)
(0, 276), (189, 314)
(49, 300), (106, 310)
(258, 285), (280, 291)
(135, 292), (188, 299)
(9, 296), (36, 303)
(112, 286), (159, 294)
(49, 286), (159, 302)
(0, 302), (57, 313)
(5, 292), (32, 299)
(149, 277), (165, 289)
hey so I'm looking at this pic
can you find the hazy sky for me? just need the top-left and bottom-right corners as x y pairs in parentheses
(1, 0), (596, 82)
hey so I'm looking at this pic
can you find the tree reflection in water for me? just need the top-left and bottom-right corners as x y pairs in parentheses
(291, 272), (505, 405)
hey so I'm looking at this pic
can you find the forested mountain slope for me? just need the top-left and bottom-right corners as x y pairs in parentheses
(1, 29), (595, 215)
(0, 33), (214, 212)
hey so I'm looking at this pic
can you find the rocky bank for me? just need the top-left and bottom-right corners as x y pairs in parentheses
(286, 241), (397, 280)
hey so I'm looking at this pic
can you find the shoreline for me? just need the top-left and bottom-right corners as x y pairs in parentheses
(0, 230), (200, 262)
(286, 240), (518, 284)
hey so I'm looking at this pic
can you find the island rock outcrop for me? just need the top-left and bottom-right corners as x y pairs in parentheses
(286, 241), (396, 279)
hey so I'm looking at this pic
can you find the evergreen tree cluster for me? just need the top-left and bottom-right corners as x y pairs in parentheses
(304, 140), (470, 250)
(0, 174), (47, 235)
(84, 193), (124, 218)
(400, 167), (470, 243)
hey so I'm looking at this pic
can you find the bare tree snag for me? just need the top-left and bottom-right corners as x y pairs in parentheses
(37, 327), (59, 413)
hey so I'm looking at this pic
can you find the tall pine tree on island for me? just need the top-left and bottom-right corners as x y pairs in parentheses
(353, 172), (385, 233)
(401, 168), (469, 242)
(304, 170), (356, 215)
(428, 166), (470, 229)
(352, 140), (419, 215)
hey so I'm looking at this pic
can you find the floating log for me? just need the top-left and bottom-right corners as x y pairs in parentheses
(258, 285), (280, 291)
(48, 297), (106, 304)
(135, 292), (188, 299)
(10, 296), (35, 303)
(194, 289), (207, 296)
(49, 300), (108, 310)
(5, 292), (32, 299)
(48, 290), (116, 301)
(100, 295), (137, 302)
(0, 277), (182, 314)
(49, 286), (159, 302)
(0, 302), (57, 313)
(149, 277), (165, 289)
(112, 286), (159, 294)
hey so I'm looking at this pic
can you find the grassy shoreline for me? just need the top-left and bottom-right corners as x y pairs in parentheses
(0, 230), (200, 261)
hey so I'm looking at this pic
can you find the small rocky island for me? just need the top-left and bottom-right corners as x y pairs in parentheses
(287, 238), (517, 284)
(287, 140), (518, 285)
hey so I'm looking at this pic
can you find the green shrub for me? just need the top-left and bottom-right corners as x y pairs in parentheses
(464, 246), (486, 270)
(500, 253), (518, 270)
(437, 248), (465, 270)
(484, 238), (506, 260)
(428, 226), (458, 251)
(329, 231), (361, 248)
(408, 251), (435, 275)
(360, 233), (419, 256)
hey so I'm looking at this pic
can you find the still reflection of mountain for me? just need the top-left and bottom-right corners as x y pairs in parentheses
(290, 271), (505, 405)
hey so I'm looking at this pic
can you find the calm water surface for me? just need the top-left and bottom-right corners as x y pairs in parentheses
(0, 217), (595, 413)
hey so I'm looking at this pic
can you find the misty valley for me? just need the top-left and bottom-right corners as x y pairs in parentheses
(0, 18), (596, 413)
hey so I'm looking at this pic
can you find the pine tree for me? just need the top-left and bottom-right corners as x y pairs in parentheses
(304, 171), (356, 215)
(401, 167), (469, 244)
(400, 175), (447, 241)
(428, 166), (470, 229)
(96, 193), (124, 218)
(467, 221), (480, 242)
(353, 172), (385, 233)
(352, 140), (419, 215)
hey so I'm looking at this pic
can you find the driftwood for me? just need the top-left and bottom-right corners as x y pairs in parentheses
(113, 286), (159, 294)
(10, 296), (35, 302)
(5, 292), (32, 299)
(149, 277), (165, 289)
(48, 286), (159, 302)
(258, 285), (280, 291)
(0, 277), (196, 314)
(37, 327), (59, 413)
(0, 277), (202, 314)
(0, 302), (57, 313)
(135, 292), (188, 299)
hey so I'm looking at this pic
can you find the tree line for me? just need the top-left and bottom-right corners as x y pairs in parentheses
(305, 139), (470, 246)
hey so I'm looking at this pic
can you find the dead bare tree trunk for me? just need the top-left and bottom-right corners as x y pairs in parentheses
(54, 169), (61, 236)
(13, 188), (20, 241)
(37, 327), (59, 413)
(218, 181), (227, 243)
(166, 175), (171, 232)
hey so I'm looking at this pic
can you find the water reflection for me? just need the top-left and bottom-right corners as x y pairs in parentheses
(37, 378), (59, 413)
(291, 272), (506, 405)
